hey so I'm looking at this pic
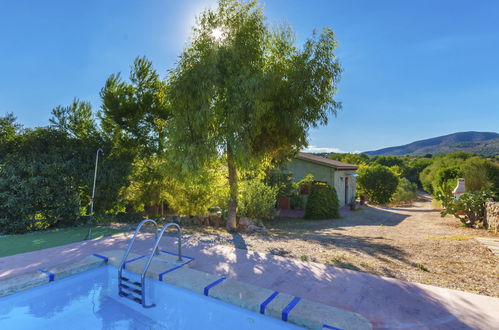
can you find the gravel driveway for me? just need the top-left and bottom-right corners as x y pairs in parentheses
(180, 195), (499, 297)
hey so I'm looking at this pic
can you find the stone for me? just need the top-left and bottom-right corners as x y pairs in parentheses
(179, 216), (192, 225)
(208, 215), (223, 227)
(191, 215), (203, 225)
(246, 224), (259, 232)
(238, 217), (257, 227)
(485, 201), (499, 233)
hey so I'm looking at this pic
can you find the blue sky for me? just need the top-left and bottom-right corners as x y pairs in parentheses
(1, 0), (498, 152)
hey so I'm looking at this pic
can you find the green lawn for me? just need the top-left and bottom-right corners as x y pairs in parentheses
(0, 226), (127, 258)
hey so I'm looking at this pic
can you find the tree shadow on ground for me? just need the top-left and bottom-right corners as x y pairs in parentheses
(2, 231), (496, 329)
(271, 205), (410, 231)
(181, 240), (490, 330)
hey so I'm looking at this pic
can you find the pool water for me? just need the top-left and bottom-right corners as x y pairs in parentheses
(0, 266), (300, 329)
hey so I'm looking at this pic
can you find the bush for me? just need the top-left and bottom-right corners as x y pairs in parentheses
(391, 178), (418, 205)
(357, 165), (399, 204)
(290, 193), (304, 209)
(114, 212), (143, 224)
(238, 179), (278, 221)
(304, 182), (340, 219)
(441, 190), (492, 227)
(0, 129), (82, 234)
(162, 164), (228, 216)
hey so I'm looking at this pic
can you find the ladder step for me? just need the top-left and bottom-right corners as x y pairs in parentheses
(119, 291), (143, 304)
(119, 283), (142, 295)
(120, 276), (142, 287)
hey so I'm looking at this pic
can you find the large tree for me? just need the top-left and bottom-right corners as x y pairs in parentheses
(168, 0), (342, 230)
(0, 113), (21, 158)
(100, 57), (171, 215)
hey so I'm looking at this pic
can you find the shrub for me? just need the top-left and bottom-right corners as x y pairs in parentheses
(0, 129), (82, 234)
(238, 179), (278, 221)
(391, 178), (418, 205)
(290, 193), (304, 209)
(434, 166), (462, 202)
(163, 164), (228, 216)
(304, 182), (340, 219)
(441, 190), (492, 227)
(357, 165), (399, 204)
(114, 212), (143, 224)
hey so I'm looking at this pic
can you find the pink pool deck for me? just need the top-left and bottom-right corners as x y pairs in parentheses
(1, 232), (498, 330)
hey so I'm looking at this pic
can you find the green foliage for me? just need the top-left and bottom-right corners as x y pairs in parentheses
(434, 166), (462, 202)
(0, 100), (134, 234)
(441, 191), (492, 227)
(0, 128), (82, 233)
(373, 155), (404, 168)
(328, 153), (370, 165)
(265, 170), (294, 197)
(304, 182), (340, 219)
(461, 157), (499, 199)
(50, 99), (96, 139)
(100, 57), (172, 214)
(168, 0), (342, 228)
(419, 152), (498, 203)
(290, 194), (304, 209)
(100, 57), (169, 155)
(419, 153), (470, 195)
(238, 178), (278, 221)
(404, 157), (432, 187)
(0, 113), (21, 157)
(162, 163), (229, 216)
(391, 177), (418, 205)
(357, 164), (399, 204)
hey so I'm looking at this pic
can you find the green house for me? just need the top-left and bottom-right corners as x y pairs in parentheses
(282, 152), (358, 207)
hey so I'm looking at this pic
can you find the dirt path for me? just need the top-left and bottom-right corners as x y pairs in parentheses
(182, 195), (499, 297)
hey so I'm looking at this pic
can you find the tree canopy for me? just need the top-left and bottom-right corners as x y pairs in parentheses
(168, 0), (342, 229)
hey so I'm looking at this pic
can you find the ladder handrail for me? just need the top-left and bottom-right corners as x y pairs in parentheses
(140, 223), (183, 294)
(118, 219), (159, 281)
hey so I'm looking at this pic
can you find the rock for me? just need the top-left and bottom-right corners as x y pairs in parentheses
(179, 216), (192, 225)
(246, 224), (267, 233)
(246, 224), (258, 232)
(486, 201), (499, 233)
(239, 217), (257, 227)
(165, 216), (178, 223)
(190, 215), (202, 225)
(209, 215), (223, 227)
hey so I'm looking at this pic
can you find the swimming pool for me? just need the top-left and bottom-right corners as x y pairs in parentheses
(0, 265), (300, 329)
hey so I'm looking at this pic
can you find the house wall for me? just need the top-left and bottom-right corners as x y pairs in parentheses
(285, 158), (335, 186)
(334, 171), (357, 206)
(284, 158), (357, 206)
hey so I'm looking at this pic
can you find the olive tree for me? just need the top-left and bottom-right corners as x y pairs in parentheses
(168, 0), (342, 230)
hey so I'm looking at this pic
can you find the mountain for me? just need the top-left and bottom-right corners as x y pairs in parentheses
(364, 132), (499, 156)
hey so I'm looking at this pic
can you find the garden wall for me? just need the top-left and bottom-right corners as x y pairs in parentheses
(485, 201), (499, 233)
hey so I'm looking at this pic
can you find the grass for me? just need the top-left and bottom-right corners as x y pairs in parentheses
(0, 226), (127, 258)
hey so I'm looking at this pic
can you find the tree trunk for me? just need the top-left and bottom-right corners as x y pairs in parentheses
(226, 145), (238, 231)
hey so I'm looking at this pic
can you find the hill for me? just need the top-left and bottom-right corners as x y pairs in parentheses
(364, 132), (499, 156)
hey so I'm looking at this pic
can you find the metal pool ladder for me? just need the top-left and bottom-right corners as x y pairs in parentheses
(118, 219), (183, 308)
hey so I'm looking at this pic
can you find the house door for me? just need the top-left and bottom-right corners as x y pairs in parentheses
(344, 177), (349, 205)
